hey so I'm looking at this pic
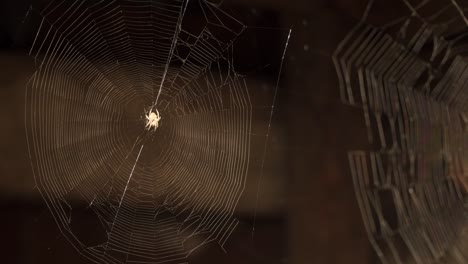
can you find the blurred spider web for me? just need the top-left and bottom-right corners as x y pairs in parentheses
(334, 0), (468, 263)
(23, 0), (290, 263)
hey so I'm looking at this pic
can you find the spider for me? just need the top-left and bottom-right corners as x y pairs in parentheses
(145, 109), (161, 131)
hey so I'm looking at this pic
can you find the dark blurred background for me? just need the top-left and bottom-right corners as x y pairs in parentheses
(0, 0), (376, 263)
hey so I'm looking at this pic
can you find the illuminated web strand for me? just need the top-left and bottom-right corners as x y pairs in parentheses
(24, 0), (287, 263)
(334, 1), (468, 263)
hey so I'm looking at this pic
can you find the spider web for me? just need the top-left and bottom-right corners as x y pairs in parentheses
(334, 0), (468, 263)
(23, 0), (290, 263)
